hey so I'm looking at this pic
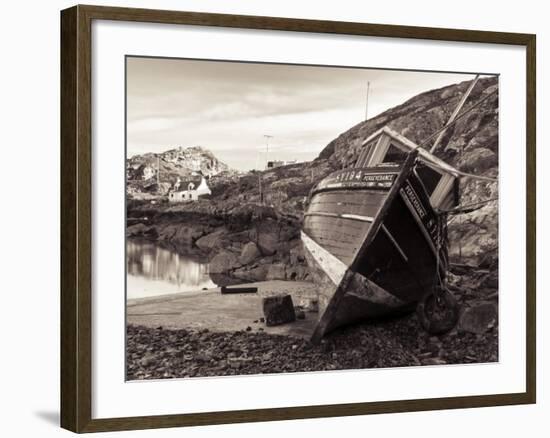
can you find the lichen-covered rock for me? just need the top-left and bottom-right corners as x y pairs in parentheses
(262, 295), (296, 326)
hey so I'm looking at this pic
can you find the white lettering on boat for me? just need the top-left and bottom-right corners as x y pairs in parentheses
(402, 182), (426, 219)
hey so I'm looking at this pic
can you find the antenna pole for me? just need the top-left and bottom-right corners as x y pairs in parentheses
(365, 81), (370, 121)
(263, 135), (273, 169)
(157, 156), (160, 187)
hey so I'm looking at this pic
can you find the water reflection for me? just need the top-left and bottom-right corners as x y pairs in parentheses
(127, 239), (217, 299)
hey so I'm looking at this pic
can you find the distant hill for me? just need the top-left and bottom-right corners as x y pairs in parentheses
(127, 146), (233, 194)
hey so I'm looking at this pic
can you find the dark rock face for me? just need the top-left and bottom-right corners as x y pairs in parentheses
(262, 295), (296, 326)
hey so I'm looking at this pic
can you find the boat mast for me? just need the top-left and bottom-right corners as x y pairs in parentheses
(429, 75), (480, 154)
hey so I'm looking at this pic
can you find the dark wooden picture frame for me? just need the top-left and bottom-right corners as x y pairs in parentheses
(61, 4), (536, 433)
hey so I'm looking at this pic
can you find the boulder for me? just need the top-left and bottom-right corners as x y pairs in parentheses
(126, 223), (152, 237)
(262, 295), (296, 326)
(172, 225), (204, 246)
(239, 241), (261, 265)
(266, 263), (287, 280)
(209, 250), (240, 274)
(195, 229), (227, 251)
(257, 230), (279, 256)
(232, 265), (268, 282)
(458, 303), (498, 334)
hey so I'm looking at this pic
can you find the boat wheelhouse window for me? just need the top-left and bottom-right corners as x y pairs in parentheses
(381, 144), (407, 164)
(415, 164), (443, 196)
(356, 140), (377, 167)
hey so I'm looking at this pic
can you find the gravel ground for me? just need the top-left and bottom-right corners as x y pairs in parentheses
(127, 289), (498, 380)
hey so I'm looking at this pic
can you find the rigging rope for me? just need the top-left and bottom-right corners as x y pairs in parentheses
(443, 197), (498, 214)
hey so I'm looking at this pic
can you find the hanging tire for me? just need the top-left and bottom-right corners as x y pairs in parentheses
(417, 287), (460, 335)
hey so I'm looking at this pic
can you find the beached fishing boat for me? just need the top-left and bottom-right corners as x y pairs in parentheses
(302, 127), (462, 343)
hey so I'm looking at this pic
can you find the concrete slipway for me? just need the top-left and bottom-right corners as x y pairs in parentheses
(127, 280), (318, 338)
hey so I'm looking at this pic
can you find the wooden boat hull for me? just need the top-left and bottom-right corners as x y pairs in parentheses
(302, 153), (448, 342)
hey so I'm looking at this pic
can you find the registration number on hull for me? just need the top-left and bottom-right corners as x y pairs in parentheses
(317, 171), (397, 191)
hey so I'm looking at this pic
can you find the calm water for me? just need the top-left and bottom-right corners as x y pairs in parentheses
(126, 239), (217, 299)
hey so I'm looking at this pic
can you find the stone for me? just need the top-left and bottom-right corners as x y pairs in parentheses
(294, 307), (306, 320)
(262, 294), (296, 326)
(257, 230), (279, 256)
(297, 298), (319, 313)
(232, 265), (268, 282)
(238, 241), (261, 265)
(266, 263), (287, 280)
(285, 265), (310, 281)
(458, 303), (498, 334)
(126, 223), (151, 237)
(209, 250), (240, 274)
(195, 229), (227, 251)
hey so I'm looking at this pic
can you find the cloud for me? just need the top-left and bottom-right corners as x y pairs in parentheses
(127, 57), (479, 170)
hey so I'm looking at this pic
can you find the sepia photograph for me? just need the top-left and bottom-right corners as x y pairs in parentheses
(125, 57), (499, 380)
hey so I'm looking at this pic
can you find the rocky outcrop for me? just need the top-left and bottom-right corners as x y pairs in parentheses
(127, 146), (233, 195)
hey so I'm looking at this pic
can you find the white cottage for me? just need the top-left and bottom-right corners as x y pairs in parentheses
(168, 176), (212, 203)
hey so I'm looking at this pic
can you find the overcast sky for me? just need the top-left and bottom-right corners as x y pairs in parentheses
(127, 57), (478, 171)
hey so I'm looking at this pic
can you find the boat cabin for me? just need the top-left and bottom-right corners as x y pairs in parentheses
(357, 127), (460, 211)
